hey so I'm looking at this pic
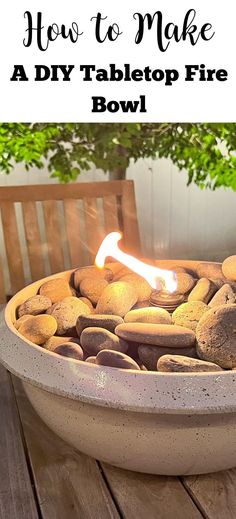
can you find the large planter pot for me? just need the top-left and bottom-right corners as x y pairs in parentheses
(1, 260), (236, 476)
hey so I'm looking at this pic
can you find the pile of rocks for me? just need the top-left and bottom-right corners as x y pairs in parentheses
(14, 255), (236, 373)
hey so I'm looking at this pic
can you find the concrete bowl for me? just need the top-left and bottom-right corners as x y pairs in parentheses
(1, 260), (236, 475)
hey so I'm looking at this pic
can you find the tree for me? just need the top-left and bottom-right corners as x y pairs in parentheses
(0, 123), (236, 189)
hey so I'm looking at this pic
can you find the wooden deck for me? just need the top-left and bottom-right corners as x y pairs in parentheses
(1, 306), (236, 518)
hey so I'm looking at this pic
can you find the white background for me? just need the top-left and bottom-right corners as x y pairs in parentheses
(0, 0), (235, 121)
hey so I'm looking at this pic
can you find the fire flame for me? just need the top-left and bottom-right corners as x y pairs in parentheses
(95, 232), (177, 293)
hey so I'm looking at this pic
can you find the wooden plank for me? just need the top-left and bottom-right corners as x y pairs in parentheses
(103, 195), (119, 233)
(0, 182), (125, 202)
(0, 306), (39, 519)
(121, 181), (141, 255)
(22, 201), (45, 281)
(83, 198), (103, 262)
(0, 255), (6, 303)
(101, 463), (203, 519)
(42, 200), (65, 273)
(63, 199), (84, 268)
(12, 377), (119, 519)
(0, 202), (25, 293)
(183, 471), (236, 519)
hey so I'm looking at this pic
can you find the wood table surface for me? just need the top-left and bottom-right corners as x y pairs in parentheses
(1, 304), (236, 519)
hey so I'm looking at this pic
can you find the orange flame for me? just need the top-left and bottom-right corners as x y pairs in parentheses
(95, 232), (177, 293)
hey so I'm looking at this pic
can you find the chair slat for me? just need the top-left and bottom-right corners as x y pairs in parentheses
(22, 201), (45, 281)
(0, 202), (25, 293)
(42, 201), (65, 273)
(83, 198), (102, 263)
(103, 195), (119, 233)
(121, 182), (141, 255)
(63, 199), (84, 268)
(0, 255), (6, 303)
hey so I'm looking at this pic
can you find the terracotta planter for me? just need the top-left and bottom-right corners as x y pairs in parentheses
(1, 260), (236, 476)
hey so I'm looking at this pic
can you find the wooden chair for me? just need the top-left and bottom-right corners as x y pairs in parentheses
(0, 180), (141, 303)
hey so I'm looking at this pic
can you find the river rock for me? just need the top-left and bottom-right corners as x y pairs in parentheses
(39, 278), (73, 303)
(80, 327), (129, 356)
(95, 350), (140, 370)
(157, 355), (223, 373)
(18, 295), (52, 318)
(119, 274), (152, 302)
(188, 278), (217, 303)
(196, 262), (223, 280)
(124, 307), (171, 325)
(78, 297), (94, 312)
(44, 335), (81, 351)
(222, 256), (236, 282)
(54, 342), (84, 361)
(115, 323), (196, 347)
(172, 301), (209, 331)
(96, 282), (138, 317)
(209, 284), (236, 308)
(175, 272), (196, 295)
(79, 277), (108, 305)
(18, 315), (57, 345)
(50, 296), (90, 336)
(138, 344), (197, 371)
(73, 266), (113, 289)
(76, 314), (123, 336)
(196, 304), (236, 368)
(15, 315), (33, 330)
(85, 356), (96, 364)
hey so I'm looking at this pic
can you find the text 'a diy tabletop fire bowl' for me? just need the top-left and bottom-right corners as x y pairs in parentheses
(2, 252), (236, 476)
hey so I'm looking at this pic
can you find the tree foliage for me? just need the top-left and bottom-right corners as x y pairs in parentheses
(0, 123), (236, 189)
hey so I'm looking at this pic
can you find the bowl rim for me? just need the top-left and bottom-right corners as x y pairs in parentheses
(2, 261), (236, 416)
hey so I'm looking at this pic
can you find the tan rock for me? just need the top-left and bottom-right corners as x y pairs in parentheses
(188, 278), (217, 304)
(50, 296), (90, 336)
(96, 282), (137, 317)
(76, 314), (123, 336)
(175, 272), (196, 295)
(79, 277), (108, 305)
(119, 274), (152, 302)
(196, 262), (223, 280)
(44, 336), (80, 352)
(39, 278), (72, 303)
(53, 342), (84, 361)
(115, 323), (196, 347)
(157, 355), (222, 373)
(95, 350), (140, 370)
(73, 266), (113, 289)
(18, 295), (52, 317)
(138, 345), (197, 371)
(18, 315), (57, 345)
(124, 307), (171, 325)
(172, 301), (209, 331)
(222, 256), (236, 282)
(196, 304), (236, 369)
(15, 315), (33, 330)
(209, 284), (236, 308)
(80, 327), (128, 356)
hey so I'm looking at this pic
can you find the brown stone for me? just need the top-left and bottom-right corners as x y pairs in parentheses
(50, 296), (90, 336)
(54, 342), (84, 361)
(79, 277), (108, 305)
(115, 323), (196, 347)
(15, 315), (33, 330)
(80, 327), (129, 356)
(188, 277), (217, 304)
(96, 282), (138, 317)
(43, 336), (81, 352)
(76, 314), (123, 336)
(95, 350), (140, 370)
(18, 295), (52, 318)
(196, 304), (236, 369)
(209, 284), (236, 308)
(222, 256), (236, 282)
(157, 355), (223, 373)
(119, 274), (152, 302)
(39, 278), (72, 304)
(124, 307), (171, 325)
(196, 262), (223, 280)
(85, 356), (96, 364)
(78, 297), (94, 312)
(18, 315), (57, 345)
(175, 272), (196, 295)
(138, 344), (197, 371)
(73, 266), (113, 289)
(172, 301), (209, 331)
